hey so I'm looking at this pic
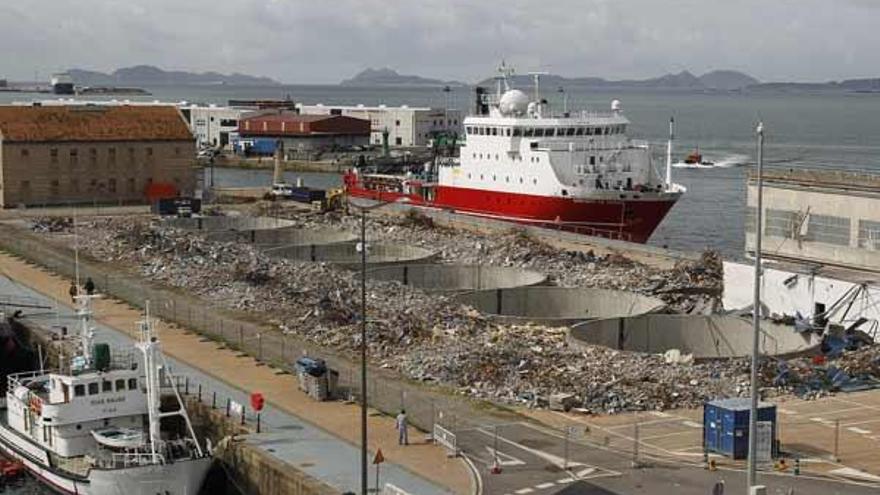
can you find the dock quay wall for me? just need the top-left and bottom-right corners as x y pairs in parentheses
(0, 222), (509, 444)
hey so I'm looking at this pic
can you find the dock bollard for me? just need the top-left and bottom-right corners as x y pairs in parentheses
(212, 391), (217, 409)
(226, 398), (231, 417)
(185, 377), (189, 395)
(257, 413), (261, 433)
(198, 384), (202, 402)
(241, 406), (246, 426)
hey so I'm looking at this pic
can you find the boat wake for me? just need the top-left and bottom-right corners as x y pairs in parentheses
(672, 154), (750, 169)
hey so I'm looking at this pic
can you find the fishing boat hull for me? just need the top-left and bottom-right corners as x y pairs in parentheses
(0, 419), (211, 495)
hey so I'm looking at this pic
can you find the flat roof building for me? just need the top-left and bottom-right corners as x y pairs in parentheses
(235, 112), (370, 155)
(296, 103), (462, 148)
(746, 168), (880, 272)
(0, 105), (196, 207)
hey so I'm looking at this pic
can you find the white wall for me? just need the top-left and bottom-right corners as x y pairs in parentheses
(723, 260), (880, 334)
(297, 104), (462, 147)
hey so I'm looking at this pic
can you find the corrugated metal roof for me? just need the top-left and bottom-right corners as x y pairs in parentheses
(0, 105), (193, 143)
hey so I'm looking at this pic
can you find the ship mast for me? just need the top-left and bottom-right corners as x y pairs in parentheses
(666, 117), (675, 190)
(74, 294), (97, 367)
(136, 301), (205, 461)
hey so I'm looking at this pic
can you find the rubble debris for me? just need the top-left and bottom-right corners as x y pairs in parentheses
(30, 217), (74, 233)
(32, 213), (877, 414)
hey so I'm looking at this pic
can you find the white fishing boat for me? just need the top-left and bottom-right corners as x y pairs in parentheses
(0, 295), (212, 494)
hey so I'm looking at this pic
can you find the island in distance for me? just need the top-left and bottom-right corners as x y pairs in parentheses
(68, 65), (281, 87)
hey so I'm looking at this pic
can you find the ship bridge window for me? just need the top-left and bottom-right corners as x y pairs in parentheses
(567, 128), (576, 136)
(576, 127), (585, 136)
(590, 156), (596, 165)
(513, 128), (523, 137)
(115, 379), (126, 391)
(74, 384), (85, 397)
(88, 383), (99, 395)
(535, 128), (546, 137)
(128, 378), (138, 390)
(478, 127), (485, 135)
(102, 380), (112, 393)
(523, 128), (534, 137)
(505, 128), (511, 136)
(491, 127), (498, 136)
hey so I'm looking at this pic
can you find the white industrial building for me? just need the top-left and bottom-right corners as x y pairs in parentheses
(180, 105), (255, 149)
(296, 103), (463, 148)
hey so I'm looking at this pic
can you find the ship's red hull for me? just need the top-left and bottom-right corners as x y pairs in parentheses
(344, 175), (677, 243)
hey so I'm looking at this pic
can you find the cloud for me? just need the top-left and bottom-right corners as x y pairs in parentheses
(0, 0), (878, 83)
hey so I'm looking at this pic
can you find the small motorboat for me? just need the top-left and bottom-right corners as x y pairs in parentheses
(683, 149), (714, 167)
(91, 427), (145, 449)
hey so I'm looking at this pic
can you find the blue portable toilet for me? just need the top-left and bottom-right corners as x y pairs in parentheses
(703, 398), (777, 460)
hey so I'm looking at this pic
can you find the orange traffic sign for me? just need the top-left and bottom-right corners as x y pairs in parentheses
(373, 449), (385, 465)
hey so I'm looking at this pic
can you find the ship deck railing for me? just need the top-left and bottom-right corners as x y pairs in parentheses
(534, 140), (651, 153)
(104, 451), (165, 468)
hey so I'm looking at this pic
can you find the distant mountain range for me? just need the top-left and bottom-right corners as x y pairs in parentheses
(475, 70), (760, 91)
(68, 65), (280, 87)
(341, 68), (466, 87)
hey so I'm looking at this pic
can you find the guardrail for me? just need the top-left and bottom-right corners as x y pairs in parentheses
(433, 424), (459, 457)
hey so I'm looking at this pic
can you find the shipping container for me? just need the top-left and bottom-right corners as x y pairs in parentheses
(703, 398), (777, 460)
(289, 187), (326, 204)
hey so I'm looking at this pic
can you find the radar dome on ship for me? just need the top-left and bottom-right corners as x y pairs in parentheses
(499, 89), (529, 116)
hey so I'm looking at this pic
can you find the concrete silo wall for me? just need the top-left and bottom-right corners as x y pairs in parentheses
(366, 264), (548, 293)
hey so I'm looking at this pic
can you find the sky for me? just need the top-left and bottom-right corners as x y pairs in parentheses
(1, 0), (878, 84)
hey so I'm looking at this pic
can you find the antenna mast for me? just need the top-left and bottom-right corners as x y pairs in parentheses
(666, 117), (675, 189)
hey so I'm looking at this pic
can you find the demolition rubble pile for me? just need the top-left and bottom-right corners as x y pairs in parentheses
(263, 207), (724, 313)
(32, 214), (876, 412)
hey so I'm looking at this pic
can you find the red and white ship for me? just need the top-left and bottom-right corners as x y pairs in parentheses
(344, 66), (685, 243)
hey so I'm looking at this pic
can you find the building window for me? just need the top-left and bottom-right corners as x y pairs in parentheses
(115, 379), (126, 391)
(20, 180), (30, 193)
(128, 378), (137, 390)
(102, 381), (113, 392)
(88, 382), (99, 395)
(20, 148), (29, 158)
(69, 148), (78, 166)
(127, 178), (135, 193)
(108, 178), (117, 193)
(50, 148), (59, 164)
(395, 120), (400, 126)
(858, 219), (880, 250)
(74, 384), (85, 397)
(108, 148), (116, 164)
(146, 147), (153, 158)
(49, 180), (59, 197)
(175, 147), (182, 157)
(395, 137), (402, 145)
(70, 179), (79, 193)
(89, 148), (98, 165)
(128, 148), (136, 161)
(805, 214), (850, 246)
(764, 209), (798, 239)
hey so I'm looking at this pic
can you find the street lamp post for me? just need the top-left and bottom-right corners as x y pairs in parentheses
(747, 122), (765, 492)
(348, 196), (407, 495)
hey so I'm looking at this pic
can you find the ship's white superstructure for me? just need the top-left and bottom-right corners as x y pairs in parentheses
(0, 296), (211, 494)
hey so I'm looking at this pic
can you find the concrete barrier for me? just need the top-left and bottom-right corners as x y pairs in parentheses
(569, 314), (822, 360)
(366, 264), (547, 293)
(266, 242), (439, 270)
(165, 216), (295, 232)
(454, 287), (665, 326)
(208, 226), (357, 247)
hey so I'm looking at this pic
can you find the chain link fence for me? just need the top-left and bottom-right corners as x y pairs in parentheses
(0, 223), (499, 438)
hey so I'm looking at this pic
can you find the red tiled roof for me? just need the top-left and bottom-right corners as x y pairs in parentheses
(0, 105), (193, 143)
(239, 112), (370, 137)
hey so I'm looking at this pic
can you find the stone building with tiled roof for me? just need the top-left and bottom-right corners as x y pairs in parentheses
(0, 105), (196, 207)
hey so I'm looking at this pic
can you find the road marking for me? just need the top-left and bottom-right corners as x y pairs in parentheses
(476, 428), (583, 470)
(574, 467), (596, 478)
(485, 446), (526, 466)
(682, 420), (702, 428)
(829, 468), (880, 482)
(649, 411), (671, 418)
(777, 408), (798, 415)
(809, 417), (835, 427)
(556, 478), (574, 484)
(515, 488), (534, 494)
(847, 427), (872, 435)
(535, 482), (555, 489)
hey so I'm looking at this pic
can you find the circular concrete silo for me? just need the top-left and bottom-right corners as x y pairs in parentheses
(207, 226), (357, 247)
(366, 264), (547, 293)
(265, 242), (439, 269)
(164, 216), (295, 234)
(568, 314), (823, 360)
(453, 286), (666, 326)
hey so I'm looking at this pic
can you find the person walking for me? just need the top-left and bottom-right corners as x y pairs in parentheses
(68, 282), (78, 303)
(84, 277), (95, 295)
(396, 410), (408, 446)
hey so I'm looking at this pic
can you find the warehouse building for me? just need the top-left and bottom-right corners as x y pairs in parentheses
(181, 100), (296, 149)
(0, 105), (196, 207)
(233, 111), (370, 155)
(296, 103), (462, 148)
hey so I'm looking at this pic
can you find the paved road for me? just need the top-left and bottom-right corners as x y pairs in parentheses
(0, 275), (454, 495)
(456, 421), (880, 495)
